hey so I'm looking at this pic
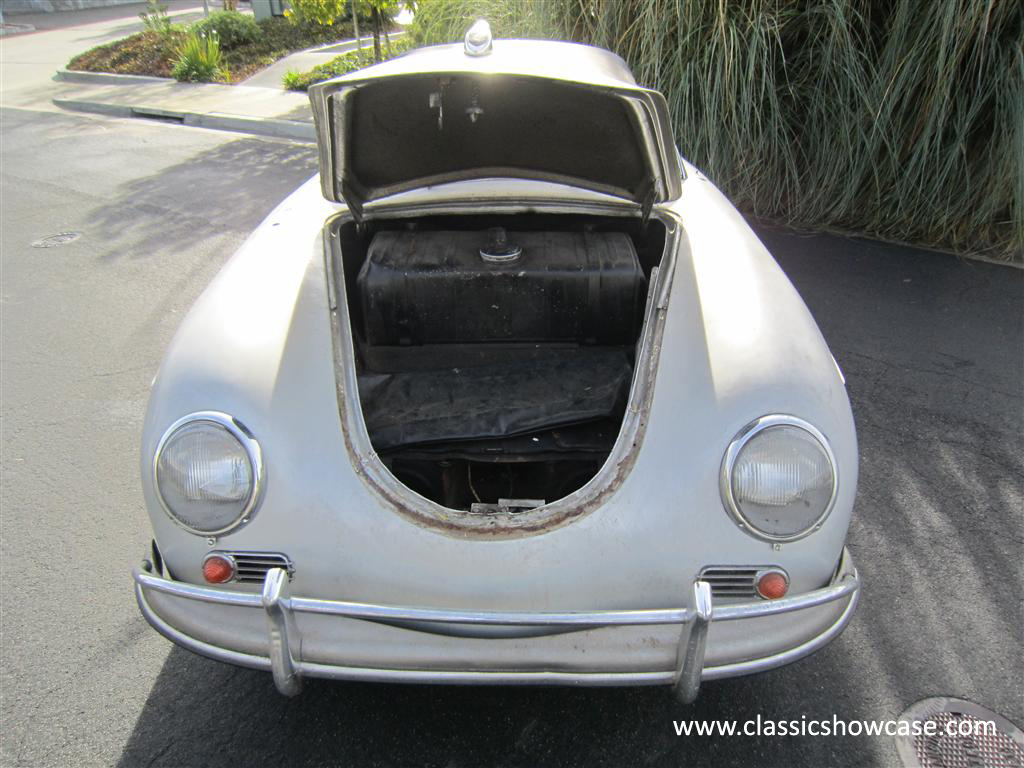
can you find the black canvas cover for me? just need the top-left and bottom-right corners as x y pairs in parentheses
(358, 348), (633, 451)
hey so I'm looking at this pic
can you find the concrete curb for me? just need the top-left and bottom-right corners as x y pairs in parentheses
(52, 97), (315, 141)
(187, 111), (314, 141)
(55, 69), (174, 86)
(51, 97), (133, 118)
(0, 22), (36, 36)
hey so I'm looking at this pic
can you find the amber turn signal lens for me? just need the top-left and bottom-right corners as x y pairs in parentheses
(757, 571), (788, 599)
(203, 554), (235, 584)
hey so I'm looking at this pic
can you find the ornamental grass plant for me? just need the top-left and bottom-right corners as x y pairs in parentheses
(172, 28), (226, 82)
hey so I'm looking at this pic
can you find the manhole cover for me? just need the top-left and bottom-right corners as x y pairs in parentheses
(897, 698), (1023, 768)
(31, 232), (80, 248)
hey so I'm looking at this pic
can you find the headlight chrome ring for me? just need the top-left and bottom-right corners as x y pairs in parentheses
(153, 411), (265, 536)
(720, 414), (838, 542)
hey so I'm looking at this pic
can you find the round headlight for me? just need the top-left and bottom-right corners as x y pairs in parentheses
(721, 415), (837, 541)
(154, 412), (263, 535)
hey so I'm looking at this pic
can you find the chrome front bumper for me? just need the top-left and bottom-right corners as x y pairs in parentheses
(134, 548), (859, 702)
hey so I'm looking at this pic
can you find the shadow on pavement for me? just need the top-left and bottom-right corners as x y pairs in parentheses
(768, 228), (1024, 723)
(276, 102), (316, 122)
(116, 640), (874, 768)
(86, 132), (318, 263)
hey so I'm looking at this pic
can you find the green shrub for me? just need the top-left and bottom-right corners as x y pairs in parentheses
(281, 69), (309, 90)
(284, 0), (349, 27)
(251, 15), (356, 51)
(171, 29), (225, 82)
(282, 37), (413, 90)
(191, 11), (260, 49)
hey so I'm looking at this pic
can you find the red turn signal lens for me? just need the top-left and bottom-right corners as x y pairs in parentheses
(757, 570), (788, 600)
(203, 554), (235, 584)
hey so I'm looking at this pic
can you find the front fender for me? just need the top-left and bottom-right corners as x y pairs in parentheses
(649, 172), (857, 574)
(141, 176), (344, 564)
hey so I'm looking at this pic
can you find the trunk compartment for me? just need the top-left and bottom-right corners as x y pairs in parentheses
(332, 212), (665, 512)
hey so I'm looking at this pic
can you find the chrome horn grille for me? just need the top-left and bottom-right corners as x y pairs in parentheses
(698, 566), (760, 598)
(221, 551), (294, 583)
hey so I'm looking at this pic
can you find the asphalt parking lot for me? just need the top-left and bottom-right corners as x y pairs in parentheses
(1, 107), (1021, 767)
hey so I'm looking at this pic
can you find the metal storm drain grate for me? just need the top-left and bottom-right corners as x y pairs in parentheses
(896, 698), (1024, 768)
(31, 232), (80, 248)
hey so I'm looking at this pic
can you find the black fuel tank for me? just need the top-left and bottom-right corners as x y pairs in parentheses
(358, 228), (646, 346)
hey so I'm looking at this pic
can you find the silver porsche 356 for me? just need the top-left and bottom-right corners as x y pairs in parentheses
(134, 21), (860, 702)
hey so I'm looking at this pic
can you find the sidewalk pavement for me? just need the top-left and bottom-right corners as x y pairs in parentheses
(242, 30), (405, 88)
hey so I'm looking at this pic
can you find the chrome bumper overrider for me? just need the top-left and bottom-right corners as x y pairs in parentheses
(134, 549), (859, 702)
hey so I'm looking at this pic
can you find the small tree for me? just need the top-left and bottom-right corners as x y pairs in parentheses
(286, 0), (408, 60)
(139, 0), (174, 40)
(357, 0), (399, 62)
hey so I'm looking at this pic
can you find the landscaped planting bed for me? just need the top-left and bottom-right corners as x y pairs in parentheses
(68, 14), (364, 84)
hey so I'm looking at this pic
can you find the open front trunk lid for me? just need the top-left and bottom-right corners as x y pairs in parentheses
(307, 40), (681, 219)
